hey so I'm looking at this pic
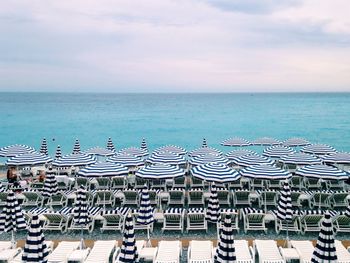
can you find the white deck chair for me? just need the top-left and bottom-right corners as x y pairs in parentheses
(290, 240), (314, 263)
(254, 240), (285, 263)
(241, 208), (267, 234)
(335, 240), (350, 263)
(94, 190), (115, 207)
(299, 212), (324, 234)
(162, 208), (185, 233)
(85, 240), (118, 263)
(186, 208), (207, 232)
(155, 240), (182, 263)
(0, 242), (12, 251)
(42, 209), (72, 233)
(47, 241), (80, 263)
(100, 211), (124, 233)
(0, 248), (21, 262)
(187, 240), (213, 263)
(235, 240), (255, 263)
(22, 191), (45, 207)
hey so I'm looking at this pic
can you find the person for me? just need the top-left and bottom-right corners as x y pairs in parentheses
(7, 167), (20, 188)
(37, 170), (46, 183)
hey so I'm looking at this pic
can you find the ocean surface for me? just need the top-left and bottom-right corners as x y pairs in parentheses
(1, 92), (350, 156)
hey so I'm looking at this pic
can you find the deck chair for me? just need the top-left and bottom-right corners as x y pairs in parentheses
(227, 179), (243, 190)
(291, 191), (303, 208)
(251, 179), (264, 190)
(190, 177), (205, 189)
(134, 209), (155, 233)
(95, 177), (111, 190)
(241, 208), (267, 234)
(290, 240), (314, 263)
(94, 190), (115, 207)
(259, 190), (279, 208)
(334, 214), (350, 233)
(47, 192), (68, 207)
(254, 240), (285, 263)
(329, 192), (350, 208)
(148, 189), (159, 206)
(310, 191), (332, 208)
(326, 180), (345, 190)
(47, 241), (80, 263)
(186, 208), (207, 232)
(0, 247), (22, 262)
(187, 189), (204, 206)
(111, 176), (126, 190)
(42, 211), (72, 233)
(187, 240), (213, 263)
(122, 190), (139, 206)
(151, 179), (166, 190)
(273, 210), (301, 234)
(74, 177), (90, 190)
(267, 179), (282, 190)
(304, 178), (321, 190)
(85, 240), (118, 263)
(162, 208), (185, 233)
(218, 210), (239, 233)
(235, 240), (255, 263)
(155, 240), (182, 263)
(135, 177), (147, 189)
(0, 242), (11, 251)
(290, 176), (304, 191)
(172, 176), (186, 188)
(299, 212), (324, 234)
(0, 192), (8, 206)
(101, 211), (124, 233)
(22, 191), (45, 207)
(57, 180), (70, 191)
(335, 240), (350, 263)
(232, 190), (252, 206)
(68, 207), (100, 233)
(168, 189), (185, 206)
(217, 188), (230, 206)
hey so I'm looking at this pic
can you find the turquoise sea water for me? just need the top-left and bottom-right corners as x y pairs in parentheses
(1, 92), (350, 155)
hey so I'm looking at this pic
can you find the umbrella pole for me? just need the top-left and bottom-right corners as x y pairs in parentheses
(11, 230), (16, 249)
(80, 226), (85, 250)
(146, 227), (151, 247)
(286, 221), (289, 248)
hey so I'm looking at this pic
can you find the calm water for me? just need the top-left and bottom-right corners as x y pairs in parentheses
(1, 92), (350, 155)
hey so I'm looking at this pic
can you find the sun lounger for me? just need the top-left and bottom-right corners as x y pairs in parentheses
(111, 176), (126, 190)
(267, 179), (282, 190)
(299, 210), (325, 234)
(48, 192), (69, 207)
(334, 212), (350, 234)
(22, 190), (45, 207)
(228, 179), (243, 190)
(0, 192), (8, 206)
(148, 189), (161, 206)
(304, 178), (321, 190)
(162, 208), (185, 233)
(335, 240), (350, 263)
(100, 208), (130, 233)
(186, 208), (207, 232)
(241, 208), (267, 233)
(217, 188), (230, 206)
(257, 190), (279, 208)
(42, 207), (73, 233)
(155, 240), (182, 263)
(187, 189), (205, 206)
(187, 240), (213, 263)
(326, 180), (345, 191)
(47, 241), (80, 263)
(232, 190), (252, 206)
(122, 189), (139, 206)
(168, 188), (186, 206)
(270, 210), (301, 234)
(290, 240), (314, 263)
(85, 240), (118, 263)
(290, 176), (304, 191)
(93, 190), (115, 207)
(189, 177), (205, 189)
(135, 177), (147, 189)
(0, 242), (12, 251)
(95, 177), (111, 190)
(74, 177), (91, 190)
(290, 191), (303, 208)
(235, 240), (255, 263)
(329, 191), (350, 208)
(68, 207), (101, 233)
(251, 179), (264, 190)
(151, 179), (166, 190)
(310, 191), (332, 208)
(254, 240), (285, 263)
(172, 176), (186, 188)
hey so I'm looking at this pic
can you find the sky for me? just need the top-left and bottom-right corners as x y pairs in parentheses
(0, 0), (350, 93)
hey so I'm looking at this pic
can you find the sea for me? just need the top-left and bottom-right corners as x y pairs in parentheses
(1, 92), (350, 156)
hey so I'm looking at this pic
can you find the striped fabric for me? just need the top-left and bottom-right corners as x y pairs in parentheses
(263, 146), (295, 159)
(345, 203), (350, 218)
(147, 151), (186, 166)
(300, 210), (339, 217)
(52, 153), (96, 167)
(154, 145), (187, 155)
(85, 147), (115, 157)
(106, 137), (115, 152)
(0, 182), (5, 192)
(165, 208), (185, 214)
(311, 212), (337, 262)
(322, 152), (350, 164)
(283, 138), (310, 147)
(136, 164), (185, 180)
(221, 137), (251, 147)
(295, 164), (348, 180)
(0, 191), (27, 232)
(240, 165), (292, 180)
(191, 163), (240, 183)
(78, 162), (128, 178)
(136, 186), (154, 225)
(187, 208), (205, 214)
(220, 209), (238, 214)
(73, 186), (90, 226)
(231, 154), (274, 167)
(214, 214), (236, 263)
(107, 154), (144, 167)
(72, 139), (81, 154)
(301, 144), (336, 155)
(119, 213), (138, 262)
(103, 207), (131, 216)
(0, 144), (35, 157)
(26, 207), (50, 216)
(42, 174), (58, 198)
(140, 138), (148, 152)
(226, 150), (257, 160)
(240, 208), (265, 216)
(280, 153), (322, 165)
(252, 137), (281, 146)
(189, 147), (222, 158)
(206, 183), (220, 223)
(189, 154), (230, 166)
(57, 207), (73, 215)
(22, 215), (49, 263)
(276, 181), (293, 222)
(55, 145), (62, 159)
(118, 147), (148, 158)
(39, 138), (48, 156)
(202, 138), (208, 148)
(7, 152), (53, 166)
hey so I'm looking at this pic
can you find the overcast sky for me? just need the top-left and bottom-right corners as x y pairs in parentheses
(0, 0), (349, 92)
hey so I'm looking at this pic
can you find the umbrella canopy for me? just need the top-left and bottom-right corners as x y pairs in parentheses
(189, 147), (222, 157)
(240, 165), (292, 180)
(189, 154), (230, 166)
(206, 183), (220, 223)
(73, 186), (90, 226)
(118, 147), (148, 158)
(7, 152), (53, 166)
(191, 163), (241, 183)
(252, 137), (281, 146)
(136, 164), (185, 180)
(72, 139), (81, 154)
(0, 144), (35, 157)
(154, 145), (187, 155)
(322, 152), (350, 164)
(214, 214), (236, 263)
(52, 153), (96, 167)
(140, 138), (148, 153)
(136, 186), (154, 225)
(263, 146), (296, 159)
(22, 214), (49, 263)
(147, 151), (186, 166)
(55, 145), (62, 159)
(118, 213), (138, 262)
(226, 150), (257, 160)
(84, 147), (115, 157)
(39, 138), (48, 156)
(311, 211), (337, 263)
(202, 138), (208, 148)
(78, 162), (128, 178)
(301, 144), (336, 155)
(280, 153), (322, 166)
(42, 173), (58, 198)
(295, 164), (348, 181)
(107, 154), (144, 167)
(230, 154), (274, 167)
(283, 137), (310, 147)
(106, 137), (115, 152)
(221, 137), (251, 147)
(276, 181), (293, 222)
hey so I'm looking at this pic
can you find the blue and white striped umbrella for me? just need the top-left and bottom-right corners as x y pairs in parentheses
(7, 152), (53, 166)
(214, 214), (236, 263)
(22, 214), (49, 263)
(39, 138), (48, 156)
(78, 162), (128, 178)
(119, 213), (138, 262)
(226, 150), (257, 160)
(295, 164), (348, 181)
(0, 144), (35, 157)
(42, 173), (58, 198)
(280, 153), (322, 165)
(52, 153), (96, 167)
(252, 137), (281, 146)
(322, 152), (350, 164)
(240, 165), (292, 180)
(84, 147), (115, 157)
(202, 138), (208, 148)
(263, 146), (296, 159)
(283, 138), (310, 147)
(106, 137), (115, 152)
(311, 211), (337, 262)
(136, 186), (154, 225)
(189, 147), (222, 157)
(191, 163), (240, 183)
(276, 180), (293, 222)
(148, 151), (186, 166)
(73, 186), (90, 226)
(118, 147), (148, 158)
(55, 145), (62, 159)
(189, 154), (229, 166)
(221, 137), (251, 147)
(230, 154), (274, 167)
(107, 154), (144, 167)
(301, 144), (336, 155)
(72, 139), (81, 154)
(206, 183), (220, 223)
(154, 145), (187, 155)
(140, 138), (148, 153)
(136, 164), (185, 180)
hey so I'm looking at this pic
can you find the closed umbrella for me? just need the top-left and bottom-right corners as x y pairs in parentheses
(72, 139), (81, 154)
(118, 213), (138, 262)
(189, 154), (230, 166)
(7, 152), (53, 166)
(221, 137), (251, 147)
(140, 138), (148, 153)
(214, 214), (236, 263)
(276, 180), (293, 241)
(206, 183), (220, 223)
(73, 186), (90, 249)
(202, 138), (208, 148)
(106, 137), (115, 152)
(191, 163), (240, 183)
(39, 138), (48, 156)
(55, 145), (62, 159)
(42, 173), (58, 198)
(345, 203), (350, 218)
(136, 186), (154, 243)
(0, 144), (35, 157)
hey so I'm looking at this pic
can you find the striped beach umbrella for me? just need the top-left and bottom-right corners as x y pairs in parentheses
(55, 145), (62, 159)
(240, 165), (292, 180)
(78, 162), (128, 178)
(52, 153), (96, 167)
(72, 139), (81, 154)
(276, 181), (293, 222)
(0, 144), (35, 157)
(202, 138), (208, 148)
(189, 147), (222, 157)
(118, 213), (138, 262)
(118, 147), (148, 158)
(42, 173), (58, 198)
(295, 164), (348, 181)
(214, 214), (236, 263)
(22, 214), (49, 263)
(206, 183), (220, 223)
(106, 137), (115, 152)
(280, 153), (322, 166)
(301, 144), (336, 156)
(107, 154), (144, 167)
(189, 154), (229, 166)
(39, 138), (48, 156)
(322, 152), (350, 164)
(191, 163), (241, 183)
(85, 147), (115, 157)
(73, 186), (90, 249)
(136, 186), (154, 241)
(311, 211), (337, 262)
(6, 152), (53, 166)
(221, 137), (251, 147)
(140, 138), (148, 153)
(263, 146), (295, 159)
(345, 203), (350, 218)
(136, 164), (185, 180)
(231, 154), (274, 167)
(154, 145), (187, 155)
(283, 138), (310, 147)
(147, 151), (186, 166)
(252, 137), (281, 146)
(226, 150), (257, 160)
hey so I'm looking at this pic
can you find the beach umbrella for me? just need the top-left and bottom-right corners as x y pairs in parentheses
(136, 186), (154, 243)
(189, 147), (222, 157)
(206, 183), (220, 223)
(230, 154), (274, 167)
(0, 144), (35, 157)
(140, 138), (148, 153)
(6, 152), (53, 166)
(55, 145), (62, 159)
(39, 138), (48, 156)
(263, 146), (295, 159)
(154, 145), (187, 155)
(226, 150), (257, 160)
(283, 138), (310, 147)
(147, 151), (186, 166)
(107, 154), (144, 167)
(72, 139), (81, 154)
(106, 137), (115, 152)
(191, 163), (241, 183)
(73, 186), (90, 249)
(240, 165), (292, 180)
(280, 153), (322, 166)
(118, 213), (138, 262)
(295, 164), (348, 181)
(214, 214), (236, 263)
(276, 180), (293, 240)
(252, 137), (281, 146)
(78, 162), (128, 178)
(202, 138), (208, 148)
(118, 147), (148, 158)
(0, 191), (27, 248)
(345, 203), (350, 218)
(52, 153), (96, 167)
(311, 211), (337, 263)
(221, 137), (251, 147)
(301, 144), (336, 156)
(189, 154), (230, 166)
(322, 152), (350, 164)
(84, 147), (115, 157)
(41, 173), (58, 198)
(136, 164), (185, 180)
(22, 215), (49, 263)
